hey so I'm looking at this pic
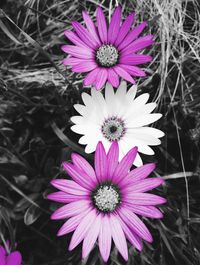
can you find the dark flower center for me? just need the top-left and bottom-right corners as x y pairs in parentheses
(101, 116), (126, 142)
(96, 45), (119, 67)
(91, 182), (121, 212)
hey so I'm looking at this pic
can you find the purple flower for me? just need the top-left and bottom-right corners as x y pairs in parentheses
(62, 6), (154, 90)
(0, 245), (22, 265)
(48, 141), (166, 262)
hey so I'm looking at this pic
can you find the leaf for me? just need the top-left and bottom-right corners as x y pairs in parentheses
(24, 205), (41, 226)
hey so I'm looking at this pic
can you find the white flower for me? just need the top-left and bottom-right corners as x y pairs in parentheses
(71, 81), (164, 167)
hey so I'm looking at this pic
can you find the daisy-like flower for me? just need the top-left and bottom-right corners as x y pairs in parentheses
(62, 6), (154, 90)
(71, 81), (164, 167)
(0, 245), (22, 265)
(48, 141), (166, 262)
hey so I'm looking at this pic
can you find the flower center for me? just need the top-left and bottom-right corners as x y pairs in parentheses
(101, 117), (126, 142)
(92, 183), (121, 212)
(96, 45), (119, 67)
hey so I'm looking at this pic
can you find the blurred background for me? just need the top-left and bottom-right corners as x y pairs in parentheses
(0, 0), (200, 264)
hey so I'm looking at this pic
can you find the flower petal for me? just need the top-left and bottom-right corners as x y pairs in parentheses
(61, 45), (93, 59)
(95, 142), (107, 182)
(0, 246), (6, 265)
(95, 68), (108, 90)
(108, 6), (121, 44)
(6, 251), (22, 265)
(72, 61), (97, 73)
(119, 64), (146, 76)
(51, 200), (90, 220)
(51, 179), (89, 195)
(82, 11), (101, 44)
(63, 57), (86, 66)
(126, 205), (163, 219)
(123, 178), (164, 193)
(69, 209), (97, 250)
(118, 207), (153, 242)
(107, 141), (119, 179)
(107, 68), (120, 88)
(109, 214), (128, 261)
(96, 7), (107, 43)
(120, 54), (152, 65)
(115, 13), (135, 47)
(114, 66), (136, 84)
(124, 193), (166, 205)
(127, 114), (162, 127)
(64, 30), (89, 48)
(82, 214), (101, 259)
(47, 191), (87, 203)
(84, 68), (100, 86)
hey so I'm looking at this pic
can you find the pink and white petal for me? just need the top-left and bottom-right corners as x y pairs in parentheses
(51, 200), (90, 220)
(95, 68), (108, 90)
(82, 214), (101, 259)
(82, 11), (101, 44)
(61, 45), (93, 59)
(118, 207), (153, 242)
(72, 21), (98, 49)
(123, 178), (164, 193)
(126, 205), (163, 219)
(118, 22), (147, 50)
(84, 68), (100, 86)
(109, 214), (128, 261)
(98, 215), (112, 262)
(69, 209), (97, 251)
(115, 13), (135, 47)
(113, 146), (137, 183)
(120, 54), (152, 65)
(6, 251), (22, 265)
(107, 68), (120, 88)
(63, 57), (87, 66)
(0, 246), (6, 265)
(47, 191), (86, 203)
(119, 64), (146, 77)
(107, 141), (119, 179)
(118, 217), (143, 251)
(114, 66), (136, 84)
(124, 193), (167, 205)
(62, 162), (95, 190)
(119, 163), (156, 187)
(64, 30), (89, 48)
(57, 209), (90, 236)
(95, 142), (108, 182)
(71, 153), (97, 184)
(51, 179), (89, 196)
(108, 6), (121, 44)
(96, 7), (107, 43)
(72, 61), (97, 73)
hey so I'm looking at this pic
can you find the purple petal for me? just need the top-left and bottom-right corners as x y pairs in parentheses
(62, 162), (94, 190)
(63, 57), (86, 66)
(95, 142), (108, 182)
(108, 6), (121, 44)
(47, 191), (87, 203)
(113, 147), (137, 183)
(123, 178), (164, 193)
(61, 45), (93, 59)
(119, 217), (143, 251)
(84, 68), (100, 86)
(96, 7), (107, 43)
(98, 215), (112, 262)
(107, 68), (120, 87)
(121, 35), (154, 56)
(118, 207), (153, 242)
(114, 66), (136, 84)
(64, 30), (89, 48)
(115, 13), (135, 47)
(6, 251), (22, 265)
(82, 214), (101, 259)
(51, 179), (89, 196)
(69, 209), (97, 251)
(57, 209), (90, 236)
(51, 200), (90, 220)
(72, 61), (97, 73)
(107, 141), (119, 179)
(109, 214), (128, 261)
(126, 205), (163, 219)
(120, 54), (152, 65)
(119, 163), (156, 187)
(71, 153), (97, 184)
(119, 64), (146, 76)
(124, 193), (167, 205)
(0, 246), (6, 265)
(118, 22), (147, 50)
(95, 68), (108, 90)
(82, 11), (101, 45)
(72, 21), (98, 49)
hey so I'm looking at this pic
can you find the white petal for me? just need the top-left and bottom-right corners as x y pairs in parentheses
(126, 84), (137, 101)
(127, 114), (162, 128)
(133, 153), (143, 167)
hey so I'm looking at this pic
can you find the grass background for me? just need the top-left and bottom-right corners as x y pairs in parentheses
(0, 0), (200, 264)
